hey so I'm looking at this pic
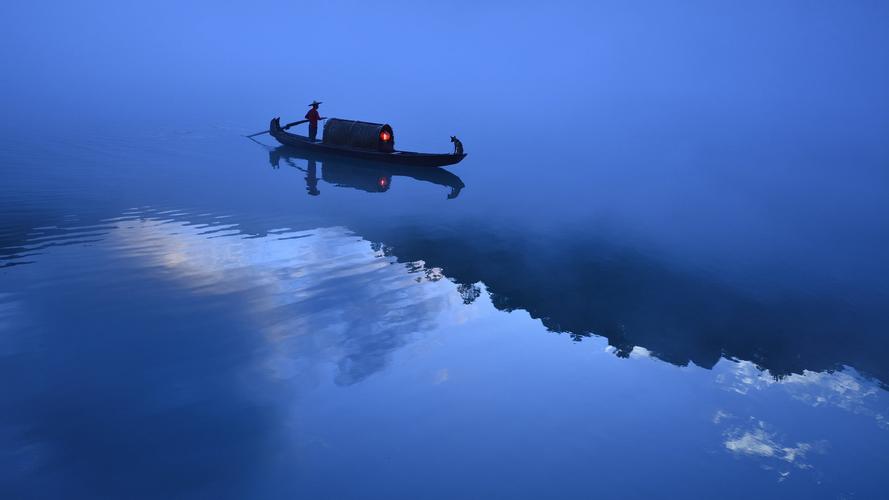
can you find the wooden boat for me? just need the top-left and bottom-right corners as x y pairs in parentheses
(269, 117), (466, 168)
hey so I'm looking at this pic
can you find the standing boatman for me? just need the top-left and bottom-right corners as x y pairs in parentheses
(305, 100), (324, 141)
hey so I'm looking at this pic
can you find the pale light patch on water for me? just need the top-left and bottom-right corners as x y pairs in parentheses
(433, 368), (450, 384)
(712, 409), (733, 424)
(0, 293), (25, 357)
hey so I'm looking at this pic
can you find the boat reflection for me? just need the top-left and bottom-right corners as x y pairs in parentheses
(267, 146), (465, 199)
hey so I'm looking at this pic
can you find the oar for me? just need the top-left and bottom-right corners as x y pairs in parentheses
(244, 117), (328, 138)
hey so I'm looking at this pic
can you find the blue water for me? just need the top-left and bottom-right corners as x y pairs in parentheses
(2, 1), (889, 499)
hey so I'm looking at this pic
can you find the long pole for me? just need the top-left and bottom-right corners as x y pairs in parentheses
(244, 117), (328, 138)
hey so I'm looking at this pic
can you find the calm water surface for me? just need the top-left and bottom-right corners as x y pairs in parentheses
(2, 1), (889, 499)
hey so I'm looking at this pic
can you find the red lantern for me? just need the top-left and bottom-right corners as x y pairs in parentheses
(380, 131), (391, 142)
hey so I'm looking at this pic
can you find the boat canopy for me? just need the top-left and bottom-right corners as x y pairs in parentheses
(323, 118), (395, 152)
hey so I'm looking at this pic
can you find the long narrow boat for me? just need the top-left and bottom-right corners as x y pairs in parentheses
(268, 117), (466, 168)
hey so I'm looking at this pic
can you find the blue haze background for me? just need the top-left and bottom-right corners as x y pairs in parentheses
(1, 1), (889, 499)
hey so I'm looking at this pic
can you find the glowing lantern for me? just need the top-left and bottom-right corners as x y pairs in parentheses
(380, 131), (391, 142)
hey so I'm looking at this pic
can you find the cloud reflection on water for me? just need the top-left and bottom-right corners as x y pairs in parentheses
(716, 359), (888, 430)
(722, 419), (822, 481)
(104, 211), (467, 386)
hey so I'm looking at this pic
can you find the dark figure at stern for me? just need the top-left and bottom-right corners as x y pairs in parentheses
(305, 100), (324, 141)
(450, 136), (464, 155)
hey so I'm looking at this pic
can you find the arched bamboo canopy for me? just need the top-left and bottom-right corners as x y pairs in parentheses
(322, 118), (395, 152)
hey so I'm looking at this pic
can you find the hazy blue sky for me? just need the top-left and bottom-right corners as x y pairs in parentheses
(2, 0), (888, 132)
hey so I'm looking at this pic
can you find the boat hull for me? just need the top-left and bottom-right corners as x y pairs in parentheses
(269, 118), (466, 168)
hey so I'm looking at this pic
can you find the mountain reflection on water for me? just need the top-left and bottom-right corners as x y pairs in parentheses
(359, 222), (889, 387)
(3, 205), (887, 390)
(3, 186), (886, 391)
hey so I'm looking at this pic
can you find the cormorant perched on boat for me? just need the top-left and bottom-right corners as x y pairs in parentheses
(450, 136), (463, 155)
(305, 100), (325, 141)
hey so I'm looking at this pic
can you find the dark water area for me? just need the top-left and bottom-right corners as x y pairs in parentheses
(3, 1), (889, 499)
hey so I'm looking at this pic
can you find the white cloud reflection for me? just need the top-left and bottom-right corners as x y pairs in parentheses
(722, 419), (823, 473)
(715, 359), (889, 430)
